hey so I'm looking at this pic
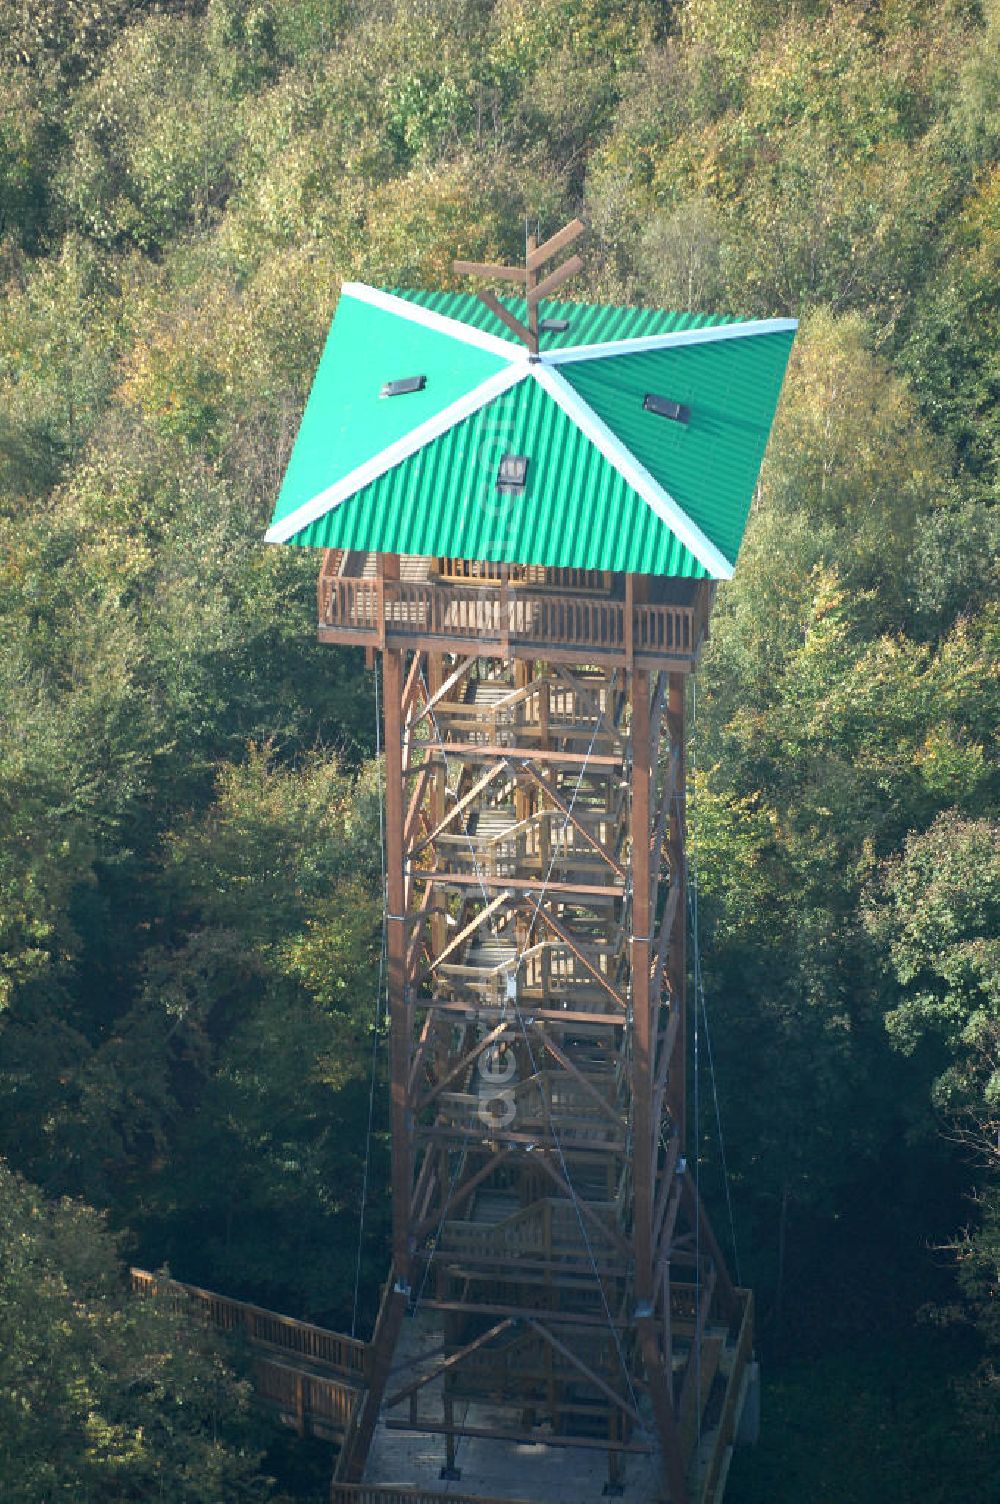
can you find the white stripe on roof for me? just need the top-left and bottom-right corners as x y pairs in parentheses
(340, 282), (523, 363)
(541, 317), (798, 366)
(265, 363), (528, 544)
(531, 364), (734, 579)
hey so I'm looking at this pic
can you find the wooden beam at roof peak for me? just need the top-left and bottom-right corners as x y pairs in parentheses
(526, 217), (586, 272)
(476, 289), (535, 350)
(452, 259), (524, 283)
(527, 252), (585, 308)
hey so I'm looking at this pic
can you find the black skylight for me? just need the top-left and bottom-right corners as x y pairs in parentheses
(643, 393), (690, 424)
(497, 453), (529, 493)
(380, 375), (426, 397)
(539, 317), (570, 333)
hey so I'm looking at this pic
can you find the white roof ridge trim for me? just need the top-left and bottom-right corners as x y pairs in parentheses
(340, 282), (524, 363)
(265, 364), (528, 545)
(531, 364), (734, 580)
(542, 317), (798, 366)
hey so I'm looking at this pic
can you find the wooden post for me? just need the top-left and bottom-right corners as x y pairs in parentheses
(383, 642), (412, 1284)
(428, 653), (448, 961)
(526, 231), (539, 355)
(666, 674), (687, 1148)
(630, 667), (653, 1304)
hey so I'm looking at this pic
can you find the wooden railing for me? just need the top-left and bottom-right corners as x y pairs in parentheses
(252, 1355), (359, 1440)
(435, 559), (609, 593)
(129, 1269), (367, 1378)
(634, 601), (693, 655)
(331, 1487), (530, 1504)
(317, 574), (700, 666)
(700, 1290), (755, 1504)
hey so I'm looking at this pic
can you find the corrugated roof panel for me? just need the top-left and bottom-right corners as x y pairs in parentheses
(287, 376), (710, 577)
(393, 286), (738, 352)
(270, 289), (510, 528)
(560, 330), (797, 563)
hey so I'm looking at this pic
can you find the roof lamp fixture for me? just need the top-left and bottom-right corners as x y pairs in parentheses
(380, 375), (426, 398)
(497, 453), (529, 493)
(540, 317), (570, 333)
(643, 393), (690, 424)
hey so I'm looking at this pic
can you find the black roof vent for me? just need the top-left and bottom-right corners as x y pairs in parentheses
(539, 317), (570, 333)
(380, 375), (426, 397)
(497, 453), (529, 493)
(643, 393), (690, 424)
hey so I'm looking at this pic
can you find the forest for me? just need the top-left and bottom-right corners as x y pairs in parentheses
(0, 1), (997, 1499)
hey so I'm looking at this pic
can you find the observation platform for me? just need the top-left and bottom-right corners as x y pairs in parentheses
(316, 553), (713, 672)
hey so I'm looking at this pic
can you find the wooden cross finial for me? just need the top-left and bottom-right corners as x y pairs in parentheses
(453, 218), (585, 355)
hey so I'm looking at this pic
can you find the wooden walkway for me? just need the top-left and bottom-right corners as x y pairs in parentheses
(130, 1269), (365, 1443)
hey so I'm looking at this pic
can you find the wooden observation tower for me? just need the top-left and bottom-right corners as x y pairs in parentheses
(266, 223), (796, 1504)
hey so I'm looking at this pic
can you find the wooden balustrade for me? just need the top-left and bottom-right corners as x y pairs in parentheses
(252, 1356), (358, 1440)
(317, 571), (701, 667)
(129, 1269), (367, 1378)
(435, 559), (609, 593)
(701, 1291), (755, 1504)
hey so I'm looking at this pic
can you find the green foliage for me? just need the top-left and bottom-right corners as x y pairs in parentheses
(867, 811), (1000, 1141)
(57, 16), (240, 249)
(0, 0), (998, 1495)
(726, 1330), (998, 1504)
(0, 1159), (274, 1502)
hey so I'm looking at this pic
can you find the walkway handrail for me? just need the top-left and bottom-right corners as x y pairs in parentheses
(129, 1268), (367, 1378)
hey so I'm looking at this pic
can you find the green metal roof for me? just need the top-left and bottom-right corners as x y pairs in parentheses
(266, 283), (796, 579)
(392, 286), (735, 351)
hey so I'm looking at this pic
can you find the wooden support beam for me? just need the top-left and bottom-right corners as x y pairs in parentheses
(650, 873), (682, 1003)
(519, 763), (626, 879)
(477, 289), (533, 349)
(535, 1029), (626, 1129)
(680, 1169), (739, 1325)
(453, 259), (524, 282)
(403, 758), (434, 847)
(411, 1147), (516, 1238)
(651, 1002), (682, 1137)
(533, 907), (627, 1012)
(526, 253), (584, 308)
(415, 1018), (512, 1111)
(401, 647), (424, 721)
(416, 998), (628, 1028)
(411, 761), (510, 858)
(637, 1315), (691, 1504)
(526, 217), (585, 272)
(411, 654), (478, 727)
(385, 1319), (515, 1408)
(407, 1007), (437, 1101)
(415, 871), (624, 899)
(384, 1419), (653, 1454)
(666, 674), (687, 1150)
(415, 889), (512, 988)
(409, 741), (624, 768)
(524, 1320), (642, 1426)
(631, 667), (654, 1306)
(383, 649), (412, 1282)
